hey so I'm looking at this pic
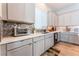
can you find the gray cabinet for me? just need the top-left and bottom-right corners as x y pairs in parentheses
(0, 32), (55, 56)
(33, 36), (44, 56)
(71, 11), (79, 25)
(69, 34), (79, 44)
(60, 32), (79, 44)
(7, 43), (32, 56)
(8, 3), (25, 22)
(44, 33), (54, 51)
(60, 33), (69, 42)
(7, 39), (33, 56)
(0, 3), (7, 20)
(33, 39), (44, 56)
(8, 3), (35, 23)
(25, 3), (35, 23)
(0, 44), (7, 56)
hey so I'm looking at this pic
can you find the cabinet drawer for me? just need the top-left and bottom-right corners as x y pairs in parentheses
(7, 43), (32, 56)
(33, 36), (44, 42)
(45, 33), (52, 39)
(7, 39), (32, 50)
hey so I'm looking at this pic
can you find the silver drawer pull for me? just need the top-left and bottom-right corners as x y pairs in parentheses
(19, 40), (25, 42)
(27, 43), (32, 45)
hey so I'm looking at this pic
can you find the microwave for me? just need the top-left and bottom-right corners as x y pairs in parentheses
(14, 27), (28, 36)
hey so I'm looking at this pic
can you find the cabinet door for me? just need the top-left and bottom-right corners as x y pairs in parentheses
(50, 37), (54, 47)
(48, 12), (58, 26)
(33, 39), (44, 56)
(48, 12), (54, 26)
(8, 3), (25, 22)
(71, 11), (79, 25)
(0, 3), (7, 20)
(7, 44), (32, 56)
(25, 3), (35, 23)
(60, 33), (69, 42)
(64, 13), (71, 26)
(58, 15), (64, 26)
(60, 33), (65, 41)
(45, 38), (51, 51)
(58, 13), (71, 26)
(50, 33), (54, 47)
(69, 34), (79, 44)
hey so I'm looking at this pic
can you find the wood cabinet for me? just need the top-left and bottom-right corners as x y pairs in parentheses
(7, 39), (33, 56)
(33, 36), (44, 56)
(8, 3), (35, 23)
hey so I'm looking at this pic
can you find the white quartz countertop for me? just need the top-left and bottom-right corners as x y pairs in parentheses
(0, 31), (60, 45)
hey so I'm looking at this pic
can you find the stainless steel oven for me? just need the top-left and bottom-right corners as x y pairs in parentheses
(14, 27), (28, 36)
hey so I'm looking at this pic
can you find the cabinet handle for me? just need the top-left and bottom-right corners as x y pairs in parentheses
(19, 40), (25, 42)
(27, 43), (32, 45)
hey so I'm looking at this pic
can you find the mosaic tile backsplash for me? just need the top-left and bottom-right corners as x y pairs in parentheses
(3, 21), (34, 37)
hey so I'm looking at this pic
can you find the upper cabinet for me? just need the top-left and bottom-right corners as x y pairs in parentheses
(59, 13), (71, 26)
(0, 3), (7, 20)
(71, 11), (79, 26)
(7, 3), (25, 22)
(25, 4), (35, 23)
(58, 10), (79, 26)
(7, 3), (35, 23)
(48, 11), (58, 26)
(48, 12), (54, 26)
(58, 15), (64, 26)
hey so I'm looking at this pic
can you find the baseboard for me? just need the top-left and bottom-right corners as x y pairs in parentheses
(59, 41), (79, 46)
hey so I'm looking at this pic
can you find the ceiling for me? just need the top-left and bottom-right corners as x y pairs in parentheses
(46, 3), (75, 11)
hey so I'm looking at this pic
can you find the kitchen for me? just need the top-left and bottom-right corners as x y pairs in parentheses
(0, 3), (79, 56)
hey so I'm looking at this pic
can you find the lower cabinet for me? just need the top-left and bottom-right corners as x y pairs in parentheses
(69, 34), (79, 44)
(7, 39), (33, 56)
(0, 44), (7, 56)
(33, 39), (44, 56)
(44, 33), (54, 51)
(45, 38), (51, 51)
(60, 32), (79, 44)
(7, 44), (32, 56)
(60, 33), (69, 42)
(33, 36), (44, 56)
(0, 32), (55, 56)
